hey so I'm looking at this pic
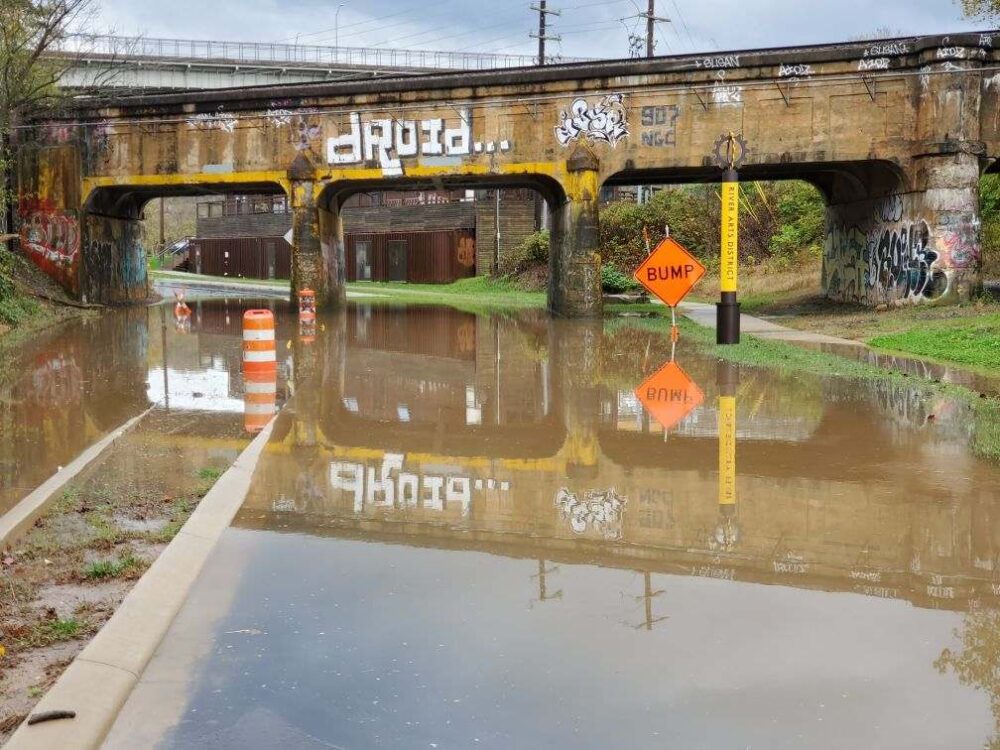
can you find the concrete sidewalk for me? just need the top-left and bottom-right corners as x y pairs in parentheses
(678, 301), (867, 348)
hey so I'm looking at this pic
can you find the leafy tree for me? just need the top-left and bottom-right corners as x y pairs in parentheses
(598, 181), (825, 276)
(0, 0), (100, 242)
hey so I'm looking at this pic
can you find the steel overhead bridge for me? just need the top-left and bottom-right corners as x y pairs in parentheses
(52, 34), (588, 91)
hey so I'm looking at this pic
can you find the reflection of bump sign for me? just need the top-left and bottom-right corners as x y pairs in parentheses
(634, 361), (705, 432)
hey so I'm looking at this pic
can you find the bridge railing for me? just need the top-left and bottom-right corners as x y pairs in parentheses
(56, 34), (581, 71)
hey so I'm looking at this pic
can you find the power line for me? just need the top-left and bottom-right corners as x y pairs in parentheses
(670, 0), (698, 53)
(278, 6), (425, 43)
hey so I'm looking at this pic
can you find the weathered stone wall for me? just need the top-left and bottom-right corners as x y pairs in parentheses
(80, 214), (148, 304)
(15, 32), (1000, 312)
(823, 154), (984, 306)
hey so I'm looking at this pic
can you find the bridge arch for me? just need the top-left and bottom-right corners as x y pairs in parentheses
(601, 158), (978, 306)
(301, 174), (572, 310)
(78, 179), (288, 304)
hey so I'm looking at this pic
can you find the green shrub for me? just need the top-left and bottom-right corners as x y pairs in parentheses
(0, 249), (40, 326)
(600, 264), (639, 293)
(498, 230), (550, 276)
(598, 181), (825, 277)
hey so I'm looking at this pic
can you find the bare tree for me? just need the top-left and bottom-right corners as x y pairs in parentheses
(0, 0), (100, 245)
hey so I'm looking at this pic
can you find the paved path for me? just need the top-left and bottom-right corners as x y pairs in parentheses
(678, 301), (867, 348)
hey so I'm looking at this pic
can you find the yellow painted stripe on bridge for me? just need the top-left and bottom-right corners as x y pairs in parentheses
(81, 162), (566, 199)
(315, 161), (566, 182)
(82, 171), (293, 195)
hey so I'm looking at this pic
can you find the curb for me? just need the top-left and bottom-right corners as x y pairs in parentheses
(4, 417), (278, 750)
(0, 408), (155, 551)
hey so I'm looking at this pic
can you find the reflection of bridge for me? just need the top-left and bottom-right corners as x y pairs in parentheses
(233, 306), (1000, 613)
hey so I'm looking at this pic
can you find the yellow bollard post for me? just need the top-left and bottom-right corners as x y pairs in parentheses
(718, 169), (741, 344)
(713, 132), (747, 345)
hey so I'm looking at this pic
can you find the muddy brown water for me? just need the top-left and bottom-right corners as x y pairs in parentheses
(81, 302), (1000, 749)
(0, 299), (292, 518)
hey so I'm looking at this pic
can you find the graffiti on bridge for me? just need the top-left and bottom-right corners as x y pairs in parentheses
(82, 217), (148, 302)
(18, 198), (81, 292)
(555, 94), (630, 148)
(824, 193), (950, 305)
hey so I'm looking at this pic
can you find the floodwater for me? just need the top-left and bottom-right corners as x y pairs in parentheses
(83, 301), (1000, 749)
(0, 299), (291, 516)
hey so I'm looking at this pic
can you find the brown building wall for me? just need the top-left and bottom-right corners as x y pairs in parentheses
(345, 230), (476, 284)
(190, 237), (291, 279)
(197, 202), (477, 239)
(474, 192), (539, 275)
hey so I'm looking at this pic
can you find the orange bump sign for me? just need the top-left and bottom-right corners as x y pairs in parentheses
(633, 237), (706, 307)
(635, 361), (705, 432)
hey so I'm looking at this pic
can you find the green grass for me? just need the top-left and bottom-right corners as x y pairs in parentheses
(42, 618), (82, 640)
(868, 314), (1000, 372)
(151, 269), (289, 288)
(197, 466), (222, 481)
(348, 276), (545, 311)
(14, 617), (90, 649)
(82, 553), (144, 581)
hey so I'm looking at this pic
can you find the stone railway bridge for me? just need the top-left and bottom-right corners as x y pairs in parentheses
(16, 31), (1000, 314)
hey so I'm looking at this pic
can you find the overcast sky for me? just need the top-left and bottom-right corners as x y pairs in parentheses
(95, 0), (987, 60)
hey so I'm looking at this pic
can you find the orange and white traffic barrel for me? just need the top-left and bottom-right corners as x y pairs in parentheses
(243, 309), (277, 433)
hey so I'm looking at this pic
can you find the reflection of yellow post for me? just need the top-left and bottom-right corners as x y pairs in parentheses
(715, 361), (739, 549)
(718, 394), (736, 508)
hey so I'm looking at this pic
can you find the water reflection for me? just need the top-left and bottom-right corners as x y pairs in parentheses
(234, 305), (1000, 613)
(99, 302), (1000, 749)
(0, 299), (292, 515)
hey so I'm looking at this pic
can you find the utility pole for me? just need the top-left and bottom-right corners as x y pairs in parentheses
(639, 0), (670, 58)
(530, 1), (561, 66)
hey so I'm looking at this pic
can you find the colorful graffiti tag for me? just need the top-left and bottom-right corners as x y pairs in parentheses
(18, 198), (80, 292)
(824, 194), (954, 305)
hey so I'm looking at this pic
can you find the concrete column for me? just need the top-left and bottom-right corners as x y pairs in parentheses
(290, 180), (334, 308)
(548, 154), (603, 317)
(823, 158), (982, 307)
(79, 192), (149, 305)
(914, 42), (985, 301)
(317, 197), (348, 308)
(914, 151), (983, 303)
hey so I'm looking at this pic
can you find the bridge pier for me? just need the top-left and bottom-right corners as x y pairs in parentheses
(79, 192), (149, 305)
(290, 177), (346, 310)
(548, 159), (603, 318)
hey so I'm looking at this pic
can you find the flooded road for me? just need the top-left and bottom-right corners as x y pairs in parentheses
(0, 299), (292, 516)
(96, 303), (1000, 749)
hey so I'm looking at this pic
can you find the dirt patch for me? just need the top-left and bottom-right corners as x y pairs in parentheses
(0, 409), (249, 742)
